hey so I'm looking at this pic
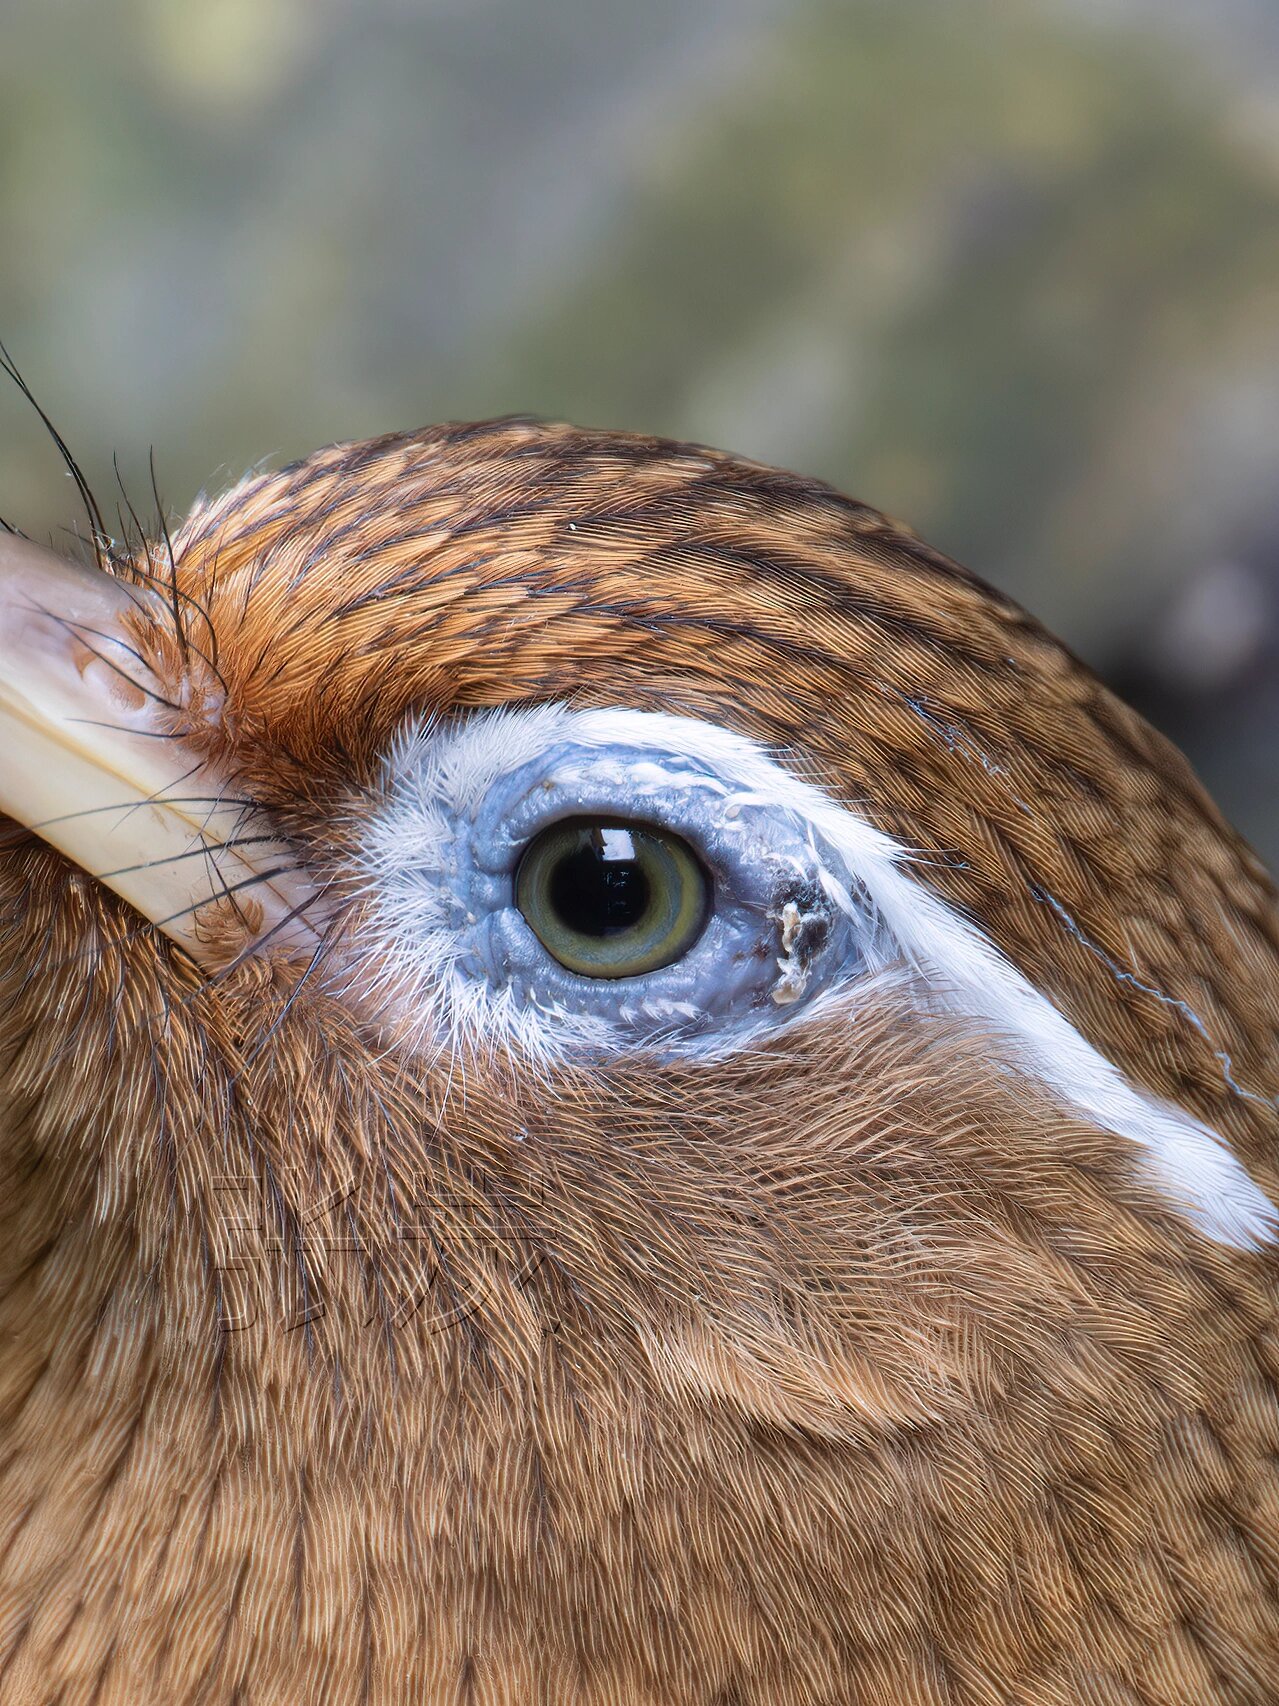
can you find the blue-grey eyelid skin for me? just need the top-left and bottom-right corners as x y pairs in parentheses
(441, 739), (871, 1045)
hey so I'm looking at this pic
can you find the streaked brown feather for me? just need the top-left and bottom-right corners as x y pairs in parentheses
(0, 420), (1276, 1702)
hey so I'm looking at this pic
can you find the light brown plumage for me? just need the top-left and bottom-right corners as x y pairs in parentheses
(0, 419), (1277, 1703)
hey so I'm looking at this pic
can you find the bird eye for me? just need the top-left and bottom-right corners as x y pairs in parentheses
(515, 817), (710, 978)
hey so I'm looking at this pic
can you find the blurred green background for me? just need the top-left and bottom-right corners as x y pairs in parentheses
(3, 0), (1277, 861)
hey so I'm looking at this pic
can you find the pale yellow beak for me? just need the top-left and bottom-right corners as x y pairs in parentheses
(0, 530), (320, 967)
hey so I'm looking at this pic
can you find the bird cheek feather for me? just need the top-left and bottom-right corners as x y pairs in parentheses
(94, 982), (1239, 1457)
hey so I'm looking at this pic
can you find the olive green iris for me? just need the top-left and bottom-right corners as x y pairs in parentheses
(515, 817), (710, 978)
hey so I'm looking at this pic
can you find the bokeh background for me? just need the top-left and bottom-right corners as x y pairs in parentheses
(3, 0), (1277, 860)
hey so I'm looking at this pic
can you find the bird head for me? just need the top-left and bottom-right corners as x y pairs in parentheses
(2, 418), (1277, 1701)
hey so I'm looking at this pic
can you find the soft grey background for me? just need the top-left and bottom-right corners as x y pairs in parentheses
(3, 0), (1277, 861)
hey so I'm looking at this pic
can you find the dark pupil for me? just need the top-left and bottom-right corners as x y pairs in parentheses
(549, 827), (651, 938)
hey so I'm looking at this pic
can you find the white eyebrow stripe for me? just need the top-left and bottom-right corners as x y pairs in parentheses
(559, 706), (1277, 1252)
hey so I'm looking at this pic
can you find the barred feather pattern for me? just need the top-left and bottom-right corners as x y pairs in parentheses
(0, 419), (1276, 1703)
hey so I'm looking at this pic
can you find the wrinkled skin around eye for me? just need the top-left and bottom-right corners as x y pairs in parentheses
(357, 733), (880, 1053)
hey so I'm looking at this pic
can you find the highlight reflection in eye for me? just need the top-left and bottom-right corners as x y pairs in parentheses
(514, 817), (710, 978)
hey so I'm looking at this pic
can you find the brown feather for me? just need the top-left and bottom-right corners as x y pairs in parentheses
(1, 420), (1276, 1702)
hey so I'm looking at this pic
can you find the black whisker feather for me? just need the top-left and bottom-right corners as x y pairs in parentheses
(149, 446), (189, 666)
(0, 341), (108, 571)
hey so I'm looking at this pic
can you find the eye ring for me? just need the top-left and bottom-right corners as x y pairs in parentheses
(514, 817), (711, 979)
